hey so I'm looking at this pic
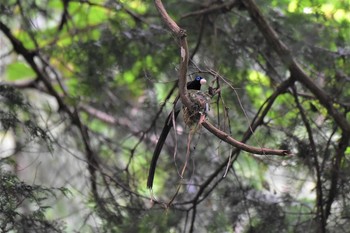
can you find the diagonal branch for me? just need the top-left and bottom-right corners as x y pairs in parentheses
(154, 0), (288, 157)
(177, 74), (295, 208)
(202, 121), (288, 156)
(241, 0), (350, 223)
(181, 0), (239, 19)
(241, 0), (350, 134)
(154, 0), (191, 110)
(0, 20), (99, 198)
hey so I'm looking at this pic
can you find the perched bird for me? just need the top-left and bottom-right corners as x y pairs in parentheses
(147, 76), (206, 189)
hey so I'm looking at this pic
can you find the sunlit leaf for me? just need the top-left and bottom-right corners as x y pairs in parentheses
(5, 62), (36, 81)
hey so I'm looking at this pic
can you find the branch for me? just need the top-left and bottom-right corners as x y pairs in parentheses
(154, 1), (289, 157)
(241, 0), (350, 223)
(0, 20), (99, 198)
(0, 21), (66, 110)
(241, 0), (350, 134)
(178, 75), (295, 207)
(292, 86), (325, 231)
(325, 132), (349, 220)
(154, 0), (192, 109)
(202, 121), (289, 156)
(79, 104), (132, 128)
(181, 0), (239, 19)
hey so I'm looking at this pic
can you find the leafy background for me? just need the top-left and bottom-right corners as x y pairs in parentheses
(0, 0), (349, 232)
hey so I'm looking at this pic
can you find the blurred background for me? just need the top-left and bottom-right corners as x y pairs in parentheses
(0, 0), (349, 232)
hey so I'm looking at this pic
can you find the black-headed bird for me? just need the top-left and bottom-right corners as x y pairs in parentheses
(147, 76), (206, 189)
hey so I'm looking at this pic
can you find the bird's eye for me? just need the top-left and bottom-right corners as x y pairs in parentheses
(196, 76), (201, 81)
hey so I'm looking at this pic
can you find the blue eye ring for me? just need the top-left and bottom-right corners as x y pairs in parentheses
(195, 76), (202, 81)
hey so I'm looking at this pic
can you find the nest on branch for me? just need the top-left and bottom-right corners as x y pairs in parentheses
(182, 90), (211, 128)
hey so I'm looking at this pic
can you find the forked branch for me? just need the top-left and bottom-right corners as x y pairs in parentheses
(154, 0), (290, 156)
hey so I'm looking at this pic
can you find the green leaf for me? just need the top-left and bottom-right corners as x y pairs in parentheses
(124, 70), (136, 83)
(5, 62), (36, 81)
(121, 0), (148, 14)
(345, 147), (350, 156)
(87, 6), (110, 25)
(248, 70), (270, 86)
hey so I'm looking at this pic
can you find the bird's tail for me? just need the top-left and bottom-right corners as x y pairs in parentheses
(147, 109), (180, 189)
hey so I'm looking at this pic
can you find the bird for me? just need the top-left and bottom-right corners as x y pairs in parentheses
(147, 76), (206, 189)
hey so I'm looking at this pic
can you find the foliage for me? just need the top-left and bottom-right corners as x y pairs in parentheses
(0, 171), (66, 232)
(0, 0), (350, 232)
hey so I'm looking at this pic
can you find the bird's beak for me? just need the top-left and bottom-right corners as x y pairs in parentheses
(200, 79), (207, 85)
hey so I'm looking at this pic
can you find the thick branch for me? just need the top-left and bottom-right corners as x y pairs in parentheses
(202, 121), (289, 156)
(243, 77), (295, 140)
(154, 0), (180, 33)
(180, 76), (295, 206)
(0, 21), (67, 112)
(0, 20), (99, 197)
(241, 0), (350, 134)
(154, 1), (289, 157)
(241, 0), (350, 223)
(154, 0), (192, 109)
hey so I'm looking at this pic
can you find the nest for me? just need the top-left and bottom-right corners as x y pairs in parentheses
(182, 90), (211, 127)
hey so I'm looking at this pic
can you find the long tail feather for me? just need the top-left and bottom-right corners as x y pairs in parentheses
(147, 109), (180, 189)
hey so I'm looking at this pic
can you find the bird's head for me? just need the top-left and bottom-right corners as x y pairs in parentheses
(195, 76), (207, 86)
(187, 76), (207, 90)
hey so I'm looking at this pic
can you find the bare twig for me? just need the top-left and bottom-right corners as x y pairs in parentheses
(154, 0), (288, 157)
(181, 0), (239, 19)
(0, 20), (99, 199)
(292, 86), (325, 232)
(177, 75), (295, 208)
(241, 0), (350, 224)
(241, 0), (350, 134)
(325, 133), (349, 219)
